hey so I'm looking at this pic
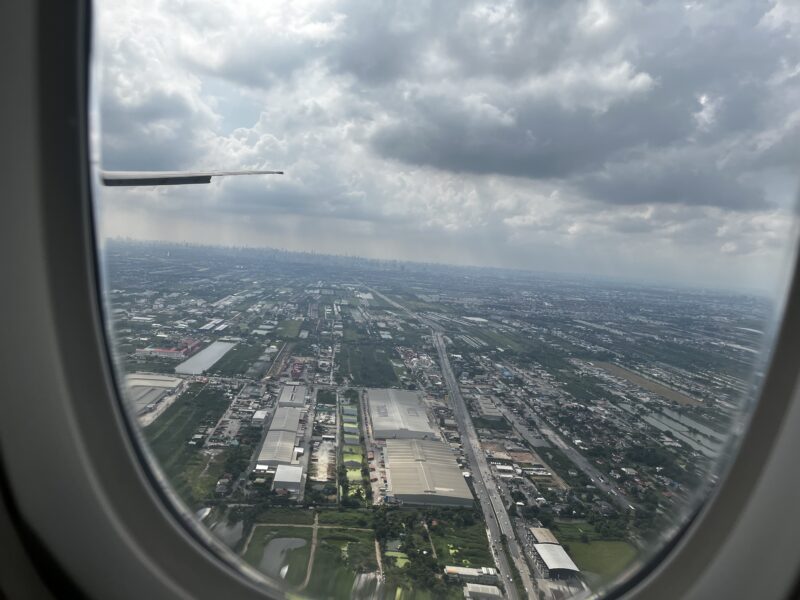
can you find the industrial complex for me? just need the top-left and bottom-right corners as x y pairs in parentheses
(366, 388), (437, 439)
(384, 438), (473, 507)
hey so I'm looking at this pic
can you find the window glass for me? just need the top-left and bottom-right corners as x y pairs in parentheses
(92, 1), (800, 598)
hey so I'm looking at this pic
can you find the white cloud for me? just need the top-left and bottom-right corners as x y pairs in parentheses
(94, 0), (800, 292)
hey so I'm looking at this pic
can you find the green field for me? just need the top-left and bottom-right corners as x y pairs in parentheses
(567, 540), (637, 578)
(253, 507), (316, 525)
(428, 521), (493, 567)
(553, 520), (637, 578)
(305, 529), (378, 599)
(242, 525), (312, 587)
(276, 318), (302, 338)
(209, 342), (264, 376)
(343, 452), (363, 466)
(342, 343), (398, 387)
(143, 384), (230, 507)
(385, 551), (409, 568)
(317, 389), (337, 405)
(318, 509), (373, 528)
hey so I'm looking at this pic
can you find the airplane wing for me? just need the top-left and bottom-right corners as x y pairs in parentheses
(100, 169), (284, 187)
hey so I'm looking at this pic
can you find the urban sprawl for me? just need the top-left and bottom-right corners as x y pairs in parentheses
(108, 240), (768, 600)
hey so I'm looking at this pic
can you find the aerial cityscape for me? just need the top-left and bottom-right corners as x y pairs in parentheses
(104, 238), (771, 600)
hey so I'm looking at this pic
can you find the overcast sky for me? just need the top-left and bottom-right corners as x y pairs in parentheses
(95, 0), (800, 292)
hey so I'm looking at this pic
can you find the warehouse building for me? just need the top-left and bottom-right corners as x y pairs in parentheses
(532, 543), (580, 580)
(272, 465), (304, 494)
(254, 406), (303, 468)
(443, 566), (498, 585)
(528, 527), (559, 545)
(278, 384), (307, 408)
(367, 388), (436, 439)
(125, 373), (184, 416)
(476, 396), (504, 422)
(463, 583), (503, 599)
(256, 430), (297, 467)
(385, 439), (473, 507)
(269, 406), (301, 433)
(252, 409), (269, 426)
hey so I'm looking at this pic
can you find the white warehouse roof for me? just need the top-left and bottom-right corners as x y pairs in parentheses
(368, 388), (436, 439)
(273, 464), (303, 484)
(386, 439), (474, 507)
(534, 544), (580, 573)
(257, 430), (296, 466)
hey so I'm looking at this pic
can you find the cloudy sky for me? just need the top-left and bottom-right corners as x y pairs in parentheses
(95, 0), (800, 292)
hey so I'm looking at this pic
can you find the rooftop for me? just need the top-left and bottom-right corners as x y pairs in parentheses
(534, 544), (580, 573)
(368, 388), (436, 439)
(386, 439), (473, 506)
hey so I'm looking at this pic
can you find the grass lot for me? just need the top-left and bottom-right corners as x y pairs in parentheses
(472, 416), (511, 431)
(276, 318), (302, 338)
(429, 521), (493, 567)
(209, 342), (264, 376)
(143, 384), (229, 507)
(347, 468), (363, 482)
(305, 528), (378, 599)
(471, 326), (526, 352)
(252, 507), (315, 525)
(341, 343), (398, 387)
(343, 452), (363, 466)
(554, 520), (637, 578)
(318, 509), (373, 528)
(242, 525), (312, 587)
(385, 551), (409, 568)
(317, 389), (337, 405)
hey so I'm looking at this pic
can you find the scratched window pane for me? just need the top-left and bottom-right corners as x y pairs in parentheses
(92, 1), (799, 598)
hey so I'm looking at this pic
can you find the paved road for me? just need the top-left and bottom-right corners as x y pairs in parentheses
(433, 332), (537, 599)
(506, 367), (636, 513)
(370, 287), (537, 597)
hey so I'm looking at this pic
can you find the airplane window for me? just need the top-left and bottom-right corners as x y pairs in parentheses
(90, 1), (799, 598)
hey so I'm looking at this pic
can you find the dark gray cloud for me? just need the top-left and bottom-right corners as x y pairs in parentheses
(94, 0), (800, 290)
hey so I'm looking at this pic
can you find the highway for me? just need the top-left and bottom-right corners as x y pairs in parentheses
(433, 332), (537, 599)
(370, 287), (538, 597)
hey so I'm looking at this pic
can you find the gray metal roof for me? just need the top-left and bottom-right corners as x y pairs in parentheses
(386, 439), (473, 506)
(269, 407), (301, 433)
(534, 544), (580, 572)
(257, 430), (296, 465)
(278, 385), (307, 407)
(529, 527), (559, 544)
(368, 388), (436, 439)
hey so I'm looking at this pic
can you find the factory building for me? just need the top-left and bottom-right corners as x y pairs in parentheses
(476, 396), (504, 422)
(528, 527), (559, 545)
(272, 465), (303, 494)
(270, 406), (301, 433)
(532, 544), (580, 580)
(443, 566), (498, 585)
(385, 439), (474, 507)
(252, 409), (268, 426)
(125, 373), (184, 416)
(367, 388), (436, 439)
(463, 583), (504, 599)
(278, 384), (307, 408)
(257, 430), (297, 467)
(255, 407), (302, 468)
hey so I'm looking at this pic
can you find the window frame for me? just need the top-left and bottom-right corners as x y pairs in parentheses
(2, 1), (800, 599)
